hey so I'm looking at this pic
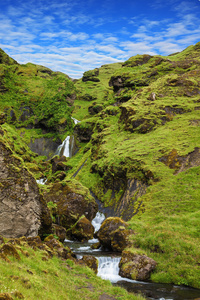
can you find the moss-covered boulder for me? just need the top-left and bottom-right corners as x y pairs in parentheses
(43, 180), (98, 232)
(68, 216), (94, 241)
(80, 255), (98, 274)
(119, 251), (157, 281)
(51, 155), (72, 173)
(98, 217), (130, 252)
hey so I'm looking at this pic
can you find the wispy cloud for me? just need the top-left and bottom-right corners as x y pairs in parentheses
(0, 0), (200, 78)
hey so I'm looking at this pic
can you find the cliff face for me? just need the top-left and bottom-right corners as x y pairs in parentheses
(0, 140), (42, 238)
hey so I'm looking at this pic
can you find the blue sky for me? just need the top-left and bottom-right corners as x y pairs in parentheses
(0, 0), (200, 78)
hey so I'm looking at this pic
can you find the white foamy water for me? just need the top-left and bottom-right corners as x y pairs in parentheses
(92, 211), (105, 233)
(36, 178), (47, 185)
(97, 257), (122, 283)
(55, 117), (79, 158)
(71, 117), (80, 125)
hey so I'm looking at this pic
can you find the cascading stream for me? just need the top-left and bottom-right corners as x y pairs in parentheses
(37, 118), (200, 300)
(55, 117), (80, 158)
(64, 211), (200, 300)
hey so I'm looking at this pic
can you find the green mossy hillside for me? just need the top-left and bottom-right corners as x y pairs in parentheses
(0, 237), (144, 300)
(0, 50), (76, 134)
(65, 42), (200, 288)
(0, 42), (200, 291)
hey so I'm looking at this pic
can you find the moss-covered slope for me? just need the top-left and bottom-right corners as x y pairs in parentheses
(0, 42), (200, 290)
(0, 48), (76, 136)
(66, 42), (200, 288)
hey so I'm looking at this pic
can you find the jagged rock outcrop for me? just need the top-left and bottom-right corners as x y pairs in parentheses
(119, 251), (157, 281)
(97, 217), (131, 252)
(0, 141), (44, 238)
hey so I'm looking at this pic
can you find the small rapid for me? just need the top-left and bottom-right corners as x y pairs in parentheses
(64, 211), (200, 300)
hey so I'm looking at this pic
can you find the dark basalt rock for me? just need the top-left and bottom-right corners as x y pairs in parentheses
(29, 137), (62, 159)
(52, 224), (66, 243)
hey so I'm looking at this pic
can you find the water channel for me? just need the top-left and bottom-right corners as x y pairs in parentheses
(64, 212), (200, 300)
(37, 117), (200, 300)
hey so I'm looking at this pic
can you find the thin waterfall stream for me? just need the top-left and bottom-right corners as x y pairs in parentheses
(55, 117), (80, 158)
(37, 117), (200, 300)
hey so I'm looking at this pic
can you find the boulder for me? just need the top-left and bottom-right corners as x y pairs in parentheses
(98, 217), (130, 252)
(69, 216), (94, 241)
(80, 255), (98, 274)
(119, 251), (157, 281)
(43, 181), (98, 232)
(0, 141), (43, 238)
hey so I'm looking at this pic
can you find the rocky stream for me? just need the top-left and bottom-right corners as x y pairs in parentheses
(53, 126), (200, 300)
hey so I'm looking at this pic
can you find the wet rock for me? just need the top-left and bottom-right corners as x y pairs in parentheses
(119, 251), (157, 281)
(98, 217), (130, 252)
(29, 137), (62, 159)
(69, 216), (94, 241)
(81, 255), (98, 274)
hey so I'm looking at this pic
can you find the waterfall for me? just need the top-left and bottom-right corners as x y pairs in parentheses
(97, 257), (122, 283)
(36, 178), (47, 185)
(55, 117), (79, 158)
(92, 212), (105, 233)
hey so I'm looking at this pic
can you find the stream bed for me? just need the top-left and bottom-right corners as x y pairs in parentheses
(64, 213), (200, 300)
